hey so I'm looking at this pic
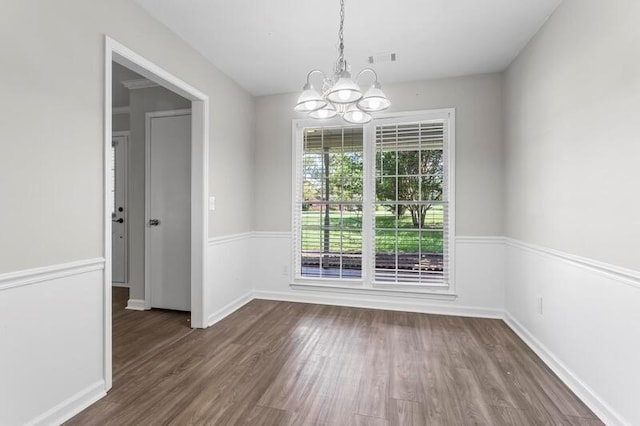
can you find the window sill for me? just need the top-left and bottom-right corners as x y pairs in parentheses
(290, 280), (458, 300)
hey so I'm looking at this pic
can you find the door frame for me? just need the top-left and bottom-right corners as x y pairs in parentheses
(104, 36), (210, 391)
(144, 109), (192, 310)
(112, 131), (130, 285)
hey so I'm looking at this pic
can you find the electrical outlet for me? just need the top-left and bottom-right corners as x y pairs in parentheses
(209, 196), (216, 211)
(281, 265), (289, 276)
(537, 296), (544, 315)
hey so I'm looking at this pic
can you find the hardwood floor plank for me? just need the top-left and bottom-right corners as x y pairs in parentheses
(243, 405), (293, 425)
(355, 310), (390, 419)
(457, 317), (527, 410)
(68, 291), (601, 425)
(415, 354), (465, 424)
(387, 398), (426, 426)
(353, 413), (389, 426)
(490, 405), (538, 426)
(560, 415), (606, 425)
(450, 366), (497, 424)
(388, 312), (424, 403)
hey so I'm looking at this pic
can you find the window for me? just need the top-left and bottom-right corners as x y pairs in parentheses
(293, 110), (455, 292)
(299, 127), (364, 279)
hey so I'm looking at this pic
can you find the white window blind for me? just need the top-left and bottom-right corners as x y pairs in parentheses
(373, 121), (449, 285)
(298, 127), (364, 279)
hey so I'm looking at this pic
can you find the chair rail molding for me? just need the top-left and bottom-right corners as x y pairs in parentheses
(0, 258), (105, 292)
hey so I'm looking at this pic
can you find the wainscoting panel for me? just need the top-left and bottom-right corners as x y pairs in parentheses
(0, 259), (106, 425)
(505, 239), (639, 426)
(206, 233), (254, 326)
(250, 233), (505, 318)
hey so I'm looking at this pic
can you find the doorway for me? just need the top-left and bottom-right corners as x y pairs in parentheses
(104, 37), (210, 391)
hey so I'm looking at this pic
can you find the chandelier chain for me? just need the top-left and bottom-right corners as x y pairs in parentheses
(336, 0), (345, 73)
(295, 0), (389, 122)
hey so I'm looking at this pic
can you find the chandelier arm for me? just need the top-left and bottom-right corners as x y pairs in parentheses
(355, 68), (378, 84)
(306, 69), (327, 85)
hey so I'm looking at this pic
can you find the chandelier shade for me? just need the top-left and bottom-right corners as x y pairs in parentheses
(357, 81), (391, 112)
(294, 0), (390, 123)
(309, 103), (338, 119)
(326, 71), (363, 104)
(343, 104), (372, 124)
(294, 83), (327, 112)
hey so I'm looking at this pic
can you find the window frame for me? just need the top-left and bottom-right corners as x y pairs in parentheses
(291, 109), (456, 297)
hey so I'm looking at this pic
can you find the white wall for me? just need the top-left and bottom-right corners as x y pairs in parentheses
(127, 86), (191, 302)
(504, 0), (640, 271)
(252, 74), (505, 314)
(112, 113), (129, 132)
(0, 0), (254, 423)
(254, 73), (505, 236)
(503, 0), (640, 424)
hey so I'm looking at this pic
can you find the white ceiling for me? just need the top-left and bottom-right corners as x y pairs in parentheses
(135, 0), (562, 97)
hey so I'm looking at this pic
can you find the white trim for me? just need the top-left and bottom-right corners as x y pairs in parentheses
(252, 231), (291, 240)
(503, 313), (627, 426)
(0, 258), (105, 292)
(121, 78), (158, 90)
(208, 232), (253, 245)
(207, 291), (254, 327)
(191, 99), (209, 329)
(104, 36), (114, 393)
(125, 299), (147, 311)
(111, 283), (129, 288)
(144, 109), (192, 311)
(290, 282), (456, 298)
(105, 36), (211, 394)
(26, 380), (106, 426)
(112, 106), (130, 115)
(456, 235), (505, 245)
(505, 237), (640, 289)
(253, 290), (502, 319)
(108, 38), (207, 100)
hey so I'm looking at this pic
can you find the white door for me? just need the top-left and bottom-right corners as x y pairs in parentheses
(146, 111), (191, 311)
(112, 134), (128, 284)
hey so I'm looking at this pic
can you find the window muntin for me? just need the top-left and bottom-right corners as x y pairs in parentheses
(294, 111), (454, 290)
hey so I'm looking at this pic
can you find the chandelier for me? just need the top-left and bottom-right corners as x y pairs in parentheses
(294, 0), (390, 124)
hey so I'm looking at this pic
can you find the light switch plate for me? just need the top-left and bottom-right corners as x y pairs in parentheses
(209, 196), (216, 211)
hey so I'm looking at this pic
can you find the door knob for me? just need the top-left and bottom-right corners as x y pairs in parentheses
(112, 218), (124, 223)
(149, 219), (160, 226)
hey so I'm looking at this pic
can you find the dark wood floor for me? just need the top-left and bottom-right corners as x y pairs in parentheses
(68, 288), (602, 425)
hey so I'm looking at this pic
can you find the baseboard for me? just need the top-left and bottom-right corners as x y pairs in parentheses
(253, 290), (503, 319)
(207, 291), (254, 327)
(27, 380), (106, 426)
(503, 313), (627, 426)
(111, 283), (129, 288)
(126, 299), (147, 311)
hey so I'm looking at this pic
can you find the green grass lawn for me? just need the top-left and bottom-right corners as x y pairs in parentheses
(301, 207), (444, 253)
